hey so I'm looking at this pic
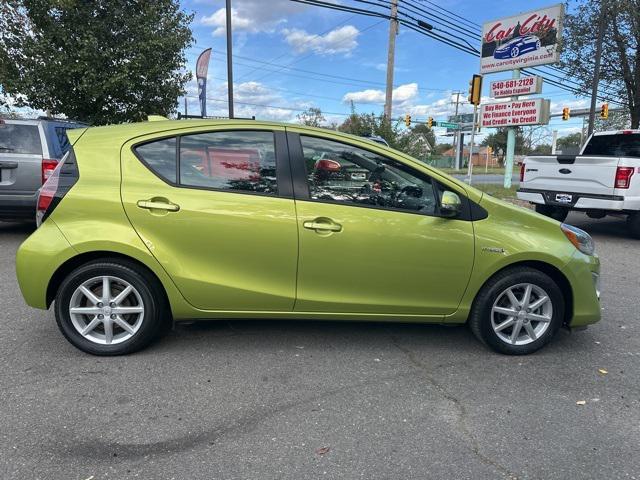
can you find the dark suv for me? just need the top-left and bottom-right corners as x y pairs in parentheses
(0, 117), (86, 222)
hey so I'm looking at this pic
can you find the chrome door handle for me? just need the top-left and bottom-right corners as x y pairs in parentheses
(137, 199), (180, 212)
(303, 219), (342, 232)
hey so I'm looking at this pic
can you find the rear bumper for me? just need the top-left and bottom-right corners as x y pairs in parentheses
(0, 192), (38, 220)
(517, 188), (637, 211)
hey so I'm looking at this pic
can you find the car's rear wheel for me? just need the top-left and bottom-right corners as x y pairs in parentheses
(469, 267), (565, 355)
(54, 260), (169, 355)
(535, 204), (569, 222)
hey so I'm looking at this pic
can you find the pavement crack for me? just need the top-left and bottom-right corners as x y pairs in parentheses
(389, 335), (519, 480)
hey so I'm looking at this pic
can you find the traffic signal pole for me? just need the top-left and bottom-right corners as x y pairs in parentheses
(504, 68), (520, 189)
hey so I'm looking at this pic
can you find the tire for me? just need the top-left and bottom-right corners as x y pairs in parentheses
(469, 267), (565, 355)
(511, 46), (520, 58)
(627, 212), (640, 239)
(535, 204), (569, 222)
(54, 259), (170, 355)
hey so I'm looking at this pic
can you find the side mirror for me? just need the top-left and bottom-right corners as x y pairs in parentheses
(440, 190), (462, 218)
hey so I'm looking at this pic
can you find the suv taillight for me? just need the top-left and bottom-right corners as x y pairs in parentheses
(520, 163), (525, 182)
(36, 150), (79, 227)
(615, 166), (634, 189)
(42, 158), (59, 184)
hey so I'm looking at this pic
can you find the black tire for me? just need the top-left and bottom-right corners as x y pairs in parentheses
(627, 212), (640, 239)
(535, 204), (569, 222)
(469, 267), (565, 355)
(54, 259), (170, 355)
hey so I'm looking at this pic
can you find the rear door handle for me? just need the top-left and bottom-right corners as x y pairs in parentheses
(303, 218), (342, 232)
(0, 161), (18, 169)
(137, 199), (180, 212)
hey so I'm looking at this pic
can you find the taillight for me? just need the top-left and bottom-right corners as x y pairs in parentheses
(615, 166), (634, 189)
(36, 150), (79, 227)
(42, 158), (58, 184)
(520, 163), (525, 182)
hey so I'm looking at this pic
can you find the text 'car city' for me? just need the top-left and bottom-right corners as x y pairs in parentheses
(16, 118), (601, 355)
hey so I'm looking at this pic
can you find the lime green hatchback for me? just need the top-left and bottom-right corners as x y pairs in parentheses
(16, 119), (601, 355)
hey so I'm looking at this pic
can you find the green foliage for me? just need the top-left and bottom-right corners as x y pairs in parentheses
(529, 143), (552, 155)
(335, 103), (435, 159)
(556, 132), (582, 151)
(0, 0), (194, 125)
(480, 128), (526, 164)
(297, 107), (326, 127)
(561, 0), (640, 127)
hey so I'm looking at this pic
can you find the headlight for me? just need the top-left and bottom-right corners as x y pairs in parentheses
(561, 223), (595, 256)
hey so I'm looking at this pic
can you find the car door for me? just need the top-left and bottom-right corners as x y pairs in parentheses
(121, 126), (298, 312)
(287, 131), (475, 316)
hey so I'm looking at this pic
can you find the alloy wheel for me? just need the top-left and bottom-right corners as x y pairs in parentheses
(490, 283), (553, 346)
(68, 275), (145, 345)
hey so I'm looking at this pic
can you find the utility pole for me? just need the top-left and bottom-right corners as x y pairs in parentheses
(384, 0), (399, 119)
(588, 0), (605, 137)
(226, 0), (234, 118)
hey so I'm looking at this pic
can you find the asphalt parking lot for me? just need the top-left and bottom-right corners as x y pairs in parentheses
(1, 212), (639, 480)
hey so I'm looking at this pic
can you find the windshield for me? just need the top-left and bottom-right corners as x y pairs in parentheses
(582, 134), (640, 157)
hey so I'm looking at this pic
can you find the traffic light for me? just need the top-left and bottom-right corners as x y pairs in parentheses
(468, 74), (483, 106)
(404, 114), (411, 127)
(600, 103), (609, 119)
(427, 117), (433, 128)
(562, 107), (570, 121)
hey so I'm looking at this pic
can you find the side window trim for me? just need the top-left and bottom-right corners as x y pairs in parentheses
(287, 131), (474, 220)
(131, 128), (294, 199)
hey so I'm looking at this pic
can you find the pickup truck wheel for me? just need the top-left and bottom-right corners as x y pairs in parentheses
(627, 213), (640, 239)
(535, 204), (569, 222)
(469, 267), (564, 355)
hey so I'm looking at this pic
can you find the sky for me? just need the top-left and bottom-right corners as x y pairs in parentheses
(180, 0), (593, 144)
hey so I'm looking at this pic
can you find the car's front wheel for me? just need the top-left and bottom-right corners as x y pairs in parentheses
(54, 259), (170, 355)
(469, 267), (565, 355)
(510, 46), (520, 58)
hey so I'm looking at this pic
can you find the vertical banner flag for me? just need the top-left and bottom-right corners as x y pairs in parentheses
(196, 48), (212, 117)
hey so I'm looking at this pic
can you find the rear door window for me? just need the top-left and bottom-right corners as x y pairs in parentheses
(179, 131), (277, 195)
(583, 134), (640, 157)
(0, 124), (43, 155)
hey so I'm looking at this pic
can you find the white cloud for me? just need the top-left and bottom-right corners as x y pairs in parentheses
(342, 83), (419, 105)
(283, 25), (360, 56)
(201, 0), (306, 36)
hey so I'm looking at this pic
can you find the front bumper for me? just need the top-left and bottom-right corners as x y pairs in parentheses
(563, 250), (601, 327)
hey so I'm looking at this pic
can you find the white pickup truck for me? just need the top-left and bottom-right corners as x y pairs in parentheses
(517, 130), (640, 238)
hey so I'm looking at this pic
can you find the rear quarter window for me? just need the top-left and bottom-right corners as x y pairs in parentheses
(582, 134), (640, 157)
(0, 124), (43, 155)
(134, 137), (177, 183)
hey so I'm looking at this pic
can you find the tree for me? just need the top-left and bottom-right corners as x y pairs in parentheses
(481, 128), (526, 165)
(530, 143), (552, 155)
(556, 132), (582, 152)
(0, 0), (194, 125)
(561, 0), (640, 127)
(297, 107), (325, 127)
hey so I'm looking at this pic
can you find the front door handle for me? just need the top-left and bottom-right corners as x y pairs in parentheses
(137, 199), (180, 212)
(303, 218), (342, 232)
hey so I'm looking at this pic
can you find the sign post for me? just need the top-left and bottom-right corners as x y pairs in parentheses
(504, 68), (520, 189)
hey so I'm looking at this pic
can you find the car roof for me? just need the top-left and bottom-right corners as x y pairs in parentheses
(0, 117), (86, 126)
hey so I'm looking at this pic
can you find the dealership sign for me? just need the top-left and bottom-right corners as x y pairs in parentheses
(490, 76), (543, 98)
(480, 4), (564, 74)
(480, 98), (551, 128)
